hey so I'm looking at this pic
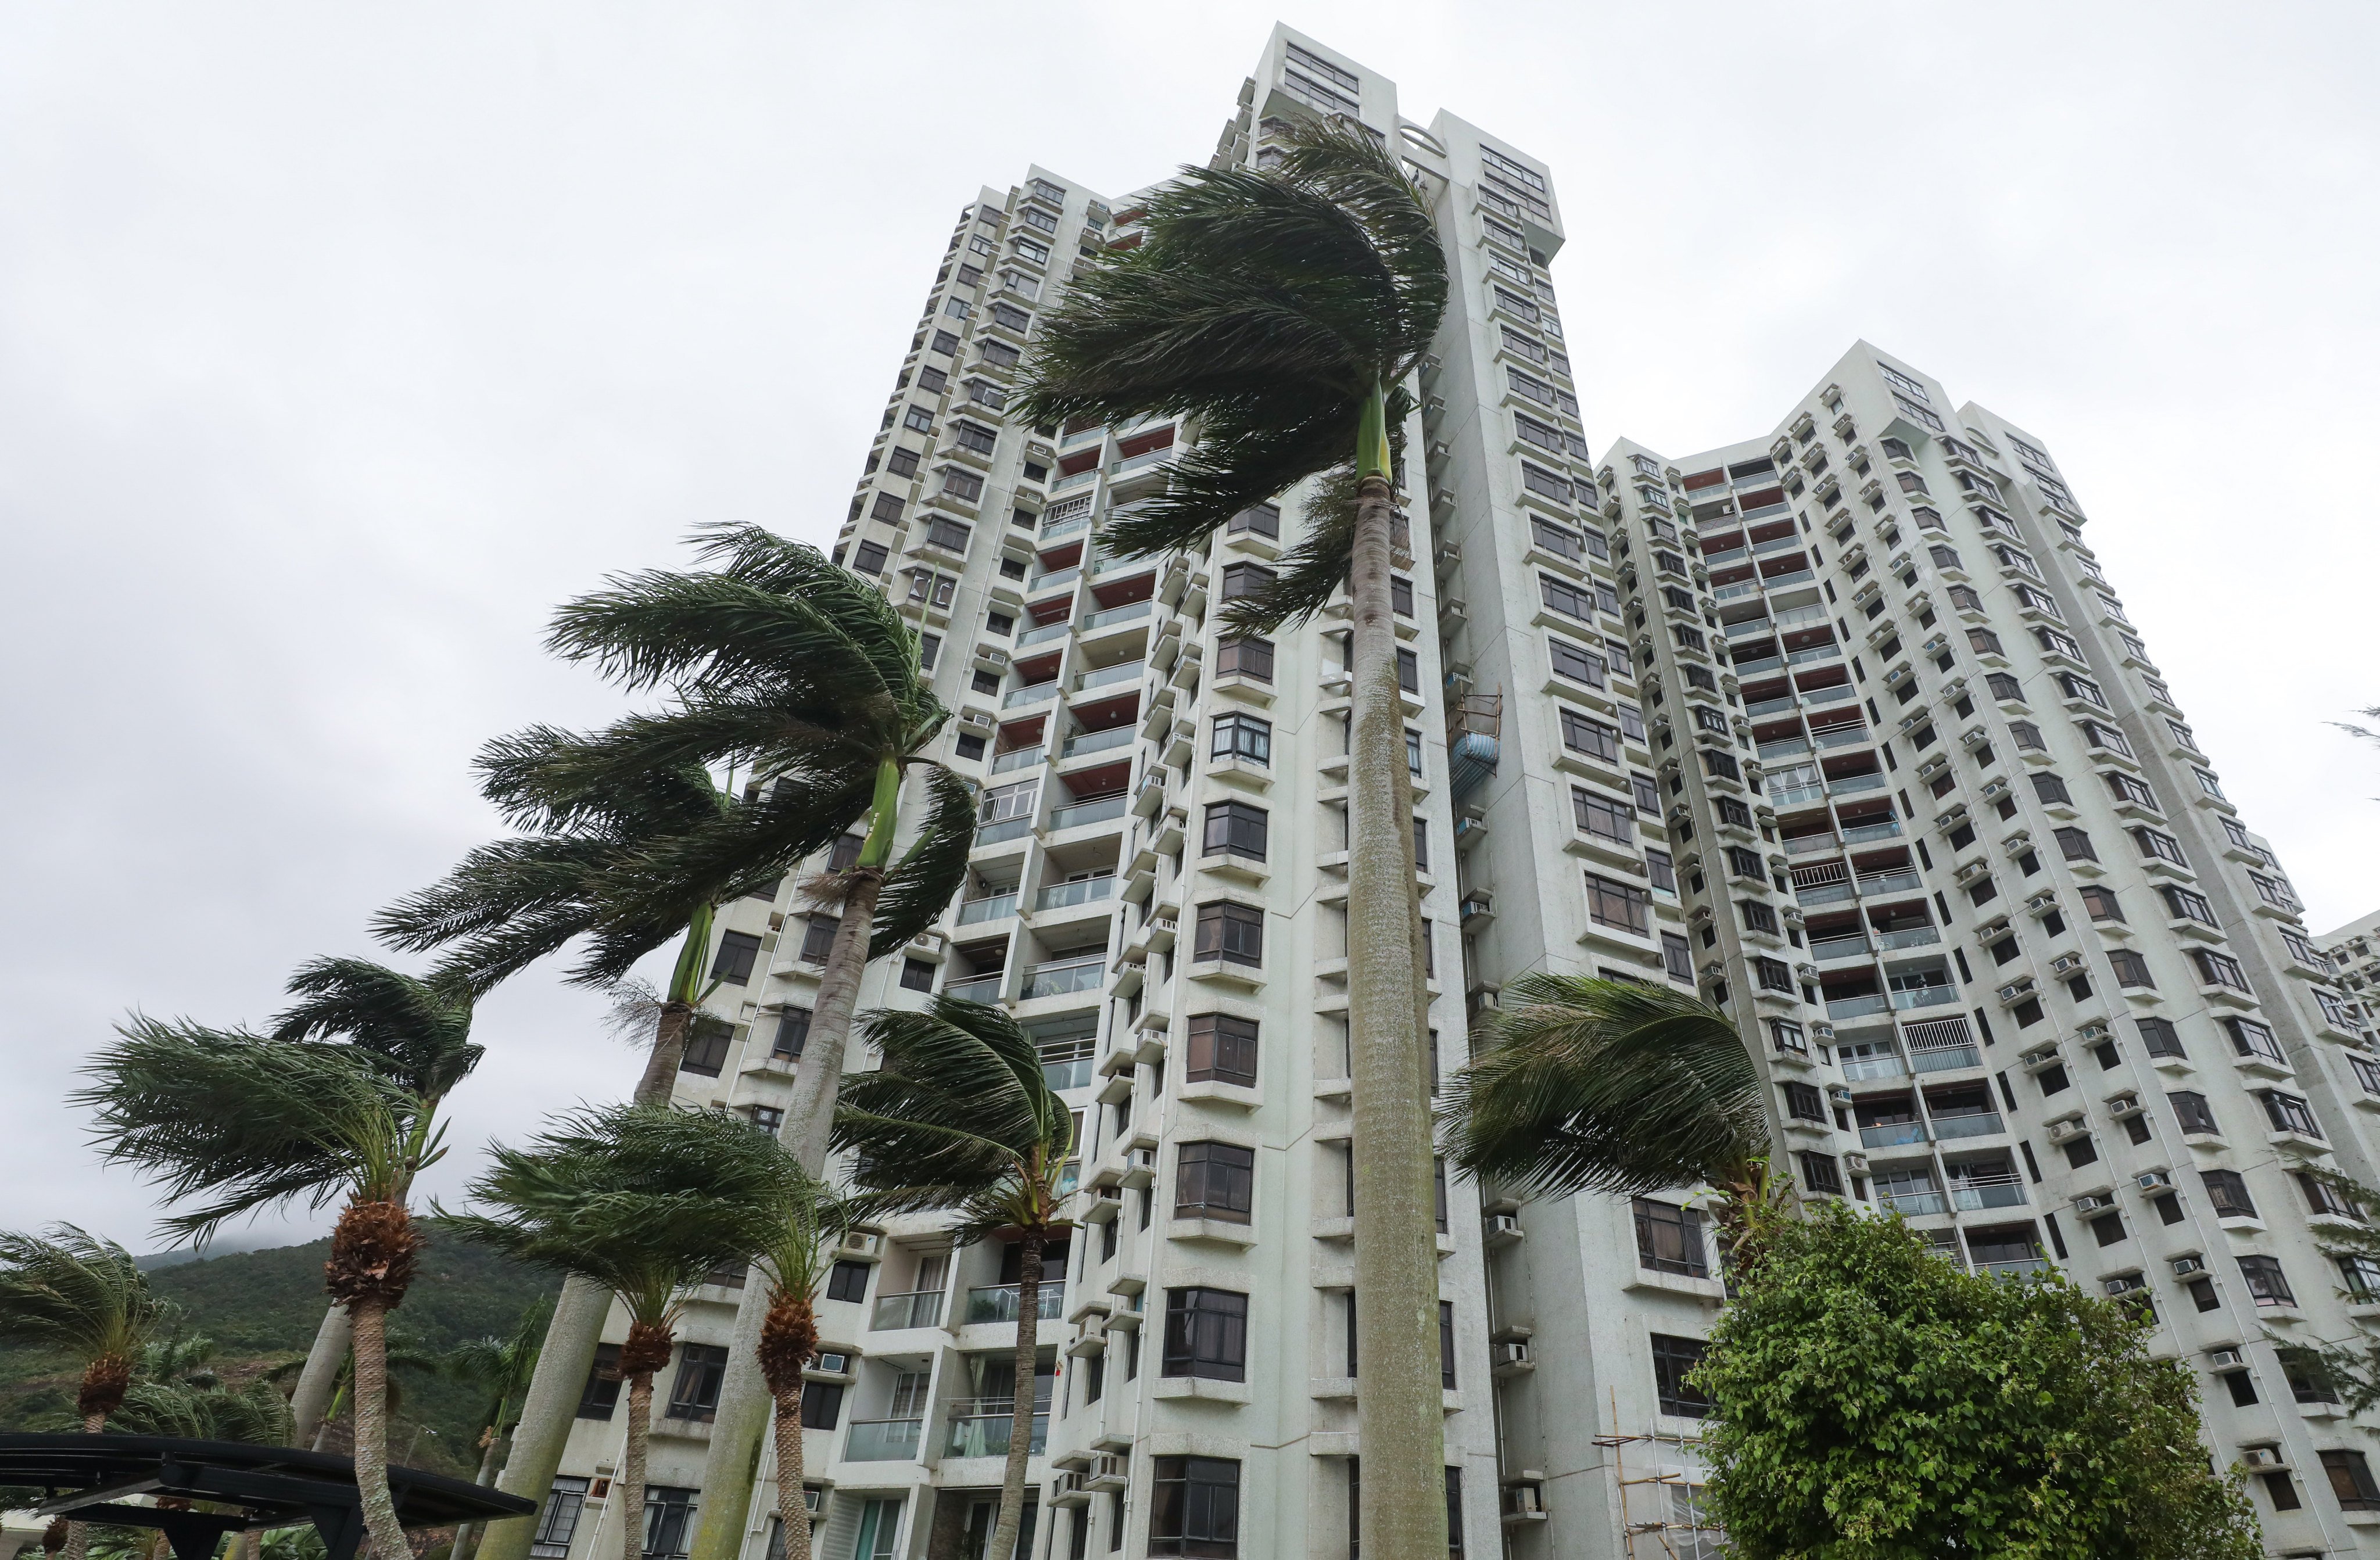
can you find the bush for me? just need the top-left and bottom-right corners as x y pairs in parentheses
(1698, 1197), (2260, 1559)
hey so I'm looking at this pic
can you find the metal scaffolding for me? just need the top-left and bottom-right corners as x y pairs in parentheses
(1592, 1393), (1726, 1559)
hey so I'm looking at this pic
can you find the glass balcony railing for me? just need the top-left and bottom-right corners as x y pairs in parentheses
(974, 818), (1032, 847)
(1048, 795), (1127, 831)
(1081, 601), (1153, 632)
(1877, 927), (1943, 951)
(956, 894), (1019, 926)
(1003, 682), (1059, 709)
(1027, 567), (1080, 593)
(990, 745), (1046, 774)
(944, 975), (1003, 1003)
(845, 1418), (925, 1462)
(1788, 644), (1844, 666)
(1858, 869), (1923, 895)
(1745, 695), (1795, 717)
(1049, 468), (1098, 493)
(1072, 659), (1145, 694)
(1713, 582), (1760, 602)
(1761, 567), (1817, 589)
(1931, 1111), (2006, 1140)
(1830, 773), (1890, 796)
(1951, 1179), (2027, 1211)
(941, 1407), (1049, 1459)
(1037, 877), (1116, 911)
(1811, 936), (1872, 962)
(1785, 834), (1841, 856)
(1023, 955), (1107, 999)
(1843, 819), (1903, 844)
(870, 1289), (947, 1331)
(1826, 994), (1890, 1020)
(964, 1283), (1066, 1325)
(1040, 512), (1092, 540)
(1977, 1256), (2051, 1279)
(1772, 783), (1829, 808)
(1060, 727), (1133, 760)
(1109, 447), (1176, 477)
(1880, 1189), (1947, 1216)
(1891, 985), (1959, 1011)
(1840, 1053), (1908, 1081)
(1802, 683), (1858, 707)
(1016, 621), (1070, 649)
(1813, 727), (1872, 750)
(1860, 1121), (1928, 1149)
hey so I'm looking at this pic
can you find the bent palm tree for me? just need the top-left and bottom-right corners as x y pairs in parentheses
(1015, 116), (1448, 1558)
(75, 966), (479, 1560)
(1436, 974), (1770, 1217)
(442, 1107), (793, 1560)
(833, 998), (1077, 1560)
(0, 1227), (167, 1560)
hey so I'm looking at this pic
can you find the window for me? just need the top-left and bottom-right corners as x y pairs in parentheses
(1175, 1143), (1255, 1222)
(711, 930), (762, 985)
(1572, 788), (1634, 844)
(924, 515), (972, 553)
(1650, 1335), (1710, 1418)
(2132, 828), (2187, 866)
(1217, 636), (1275, 682)
(2173, 1092), (2222, 1137)
(1560, 708), (1619, 762)
(679, 1019), (732, 1078)
(1202, 801), (1269, 862)
(2238, 1254), (2296, 1308)
(2053, 827), (2096, 863)
(2135, 1016), (2182, 1059)
(2192, 949), (2250, 992)
(642, 1488), (697, 1560)
(1186, 1013), (1259, 1088)
(1634, 1201), (1708, 1277)
(1755, 956), (1793, 992)
(1218, 562), (1275, 603)
(1522, 463), (1573, 504)
(2160, 885), (2216, 926)
(2080, 885), (2123, 923)
(1800, 1152), (1844, 1196)
(1148, 1457), (1240, 1558)
(2202, 1169), (2256, 1218)
(1968, 627), (2002, 655)
(1193, 902), (1263, 967)
(1549, 637), (1607, 687)
(1211, 713), (1270, 765)
(852, 540), (890, 576)
(1586, 874), (1651, 936)
(1227, 503), (1280, 538)
(903, 403), (937, 432)
(2008, 720), (2045, 752)
(576, 1346), (622, 1419)
(1540, 575), (1595, 621)
(870, 492), (908, 525)
(1397, 648), (1420, 694)
(2225, 1016), (2284, 1064)
(531, 1479), (590, 1560)
(2105, 771), (2157, 809)
(1162, 1288), (1249, 1382)
(772, 1006), (811, 1060)
(2249, 872), (2299, 911)
(2259, 1090), (2323, 1139)
(825, 1260), (870, 1304)
(2341, 1254), (2380, 1301)
(1662, 931), (1691, 979)
(2323, 1450), (2380, 1512)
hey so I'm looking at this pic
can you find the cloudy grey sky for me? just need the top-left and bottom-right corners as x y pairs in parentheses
(5, 2), (2375, 1250)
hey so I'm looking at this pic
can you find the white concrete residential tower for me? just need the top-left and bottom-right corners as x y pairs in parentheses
(516, 28), (2380, 1560)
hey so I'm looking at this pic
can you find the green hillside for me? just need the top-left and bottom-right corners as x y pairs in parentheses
(0, 1236), (559, 1477)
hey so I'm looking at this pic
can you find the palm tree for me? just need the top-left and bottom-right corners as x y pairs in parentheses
(437, 1299), (551, 1560)
(832, 998), (1077, 1560)
(744, 1160), (846, 1560)
(1015, 116), (1449, 1558)
(0, 1226), (167, 1560)
(440, 1106), (794, 1560)
(74, 963), (479, 1560)
(412, 523), (974, 1560)
(1436, 974), (1770, 1216)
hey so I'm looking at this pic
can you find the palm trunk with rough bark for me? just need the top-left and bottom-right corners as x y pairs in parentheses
(768, 1394), (810, 1560)
(58, 1411), (106, 1560)
(616, 1374), (654, 1560)
(447, 1425), (504, 1560)
(290, 1303), (355, 1448)
(483, 976), (704, 1560)
(688, 791), (896, 1560)
(757, 1283), (819, 1560)
(985, 1231), (1042, 1560)
(1346, 454), (1448, 1560)
(349, 1301), (415, 1560)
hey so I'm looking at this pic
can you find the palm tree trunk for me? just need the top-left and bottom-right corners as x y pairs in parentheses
(616, 1373), (655, 1560)
(58, 1413), (104, 1560)
(1345, 400), (1447, 1560)
(688, 772), (897, 1560)
(985, 1231), (1042, 1560)
(634, 1002), (696, 1102)
(350, 1300), (417, 1560)
(291, 1303), (356, 1448)
(769, 1393), (810, 1560)
(447, 1430), (504, 1560)
(485, 985), (701, 1560)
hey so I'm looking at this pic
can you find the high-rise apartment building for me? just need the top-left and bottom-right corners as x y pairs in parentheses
(517, 24), (2380, 1560)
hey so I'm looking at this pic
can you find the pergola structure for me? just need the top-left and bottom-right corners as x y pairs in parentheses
(0, 1435), (536, 1560)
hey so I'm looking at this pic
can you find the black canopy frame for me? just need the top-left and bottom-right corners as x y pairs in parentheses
(0, 1435), (536, 1560)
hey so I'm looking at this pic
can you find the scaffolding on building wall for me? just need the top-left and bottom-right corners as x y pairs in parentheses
(1593, 1393), (1726, 1560)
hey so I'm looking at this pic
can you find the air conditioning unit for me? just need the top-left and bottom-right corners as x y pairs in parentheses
(2206, 1346), (2243, 1369)
(1127, 1146), (1157, 1172)
(1485, 1213), (1524, 1240)
(2241, 1446), (2283, 1469)
(1504, 1483), (1544, 1515)
(1491, 1340), (1534, 1369)
(2019, 1042), (2061, 1072)
(838, 1229), (884, 1258)
(2046, 1117), (2090, 1144)
(2106, 1093), (2144, 1118)
(2173, 1256), (2210, 1279)
(2137, 1169), (2175, 1192)
(2049, 953), (2087, 977)
(1844, 1152), (1871, 1174)
(976, 647), (1010, 669)
(1810, 1023), (1837, 1041)
(2073, 1192), (2117, 1215)
(2102, 1274), (2145, 1297)
(959, 709), (996, 731)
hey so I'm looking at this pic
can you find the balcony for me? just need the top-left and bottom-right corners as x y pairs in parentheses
(1844, 820), (1903, 845)
(974, 818), (1032, 847)
(845, 1418), (925, 1462)
(945, 974), (1003, 1003)
(1004, 681), (1059, 709)
(1109, 447), (1176, 478)
(1049, 468), (1098, 494)
(1048, 795), (1127, 833)
(964, 1284), (1067, 1325)
(1813, 726), (1872, 751)
(1081, 601), (1153, 632)
(1826, 994), (1890, 1020)
(1073, 659), (1145, 695)
(1881, 1188), (1947, 1216)
(957, 893), (1020, 926)
(1951, 1178), (2027, 1211)
(1861, 1120), (1929, 1149)
(1027, 568), (1081, 593)
(1788, 644), (1844, 667)
(1773, 783), (1829, 809)
(1037, 878), (1117, 912)
(1023, 955), (1107, 999)
(1858, 869), (1923, 896)
(1912, 1044), (1981, 1073)
(1811, 935), (1872, 963)
(942, 1403), (1049, 1459)
(1977, 1257), (2051, 1280)
(1040, 511), (1092, 540)
(870, 1288), (947, 1331)
(990, 745), (1046, 775)
(1830, 773), (1890, 797)
(1891, 985), (1959, 1012)
(1930, 1111), (2006, 1141)
(1060, 727), (1133, 761)
(1016, 622), (1070, 650)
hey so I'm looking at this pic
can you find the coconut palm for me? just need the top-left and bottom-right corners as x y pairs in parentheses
(435, 1298), (551, 1560)
(440, 1106), (794, 1560)
(1014, 115), (1449, 1558)
(831, 997), (1077, 1560)
(0, 1226), (167, 1560)
(1435, 974), (1770, 1217)
(74, 963), (479, 1560)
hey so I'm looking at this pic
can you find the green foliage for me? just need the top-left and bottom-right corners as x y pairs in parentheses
(1435, 975), (1765, 1200)
(0, 1226), (165, 1379)
(1698, 1199), (2261, 1560)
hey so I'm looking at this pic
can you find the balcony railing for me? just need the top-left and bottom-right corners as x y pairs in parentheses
(1027, 567), (1081, 593)
(1061, 727), (1133, 760)
(1073, 659), (1145, 694)
(1860, 1121), (1929, 1149)
(870, 1289), (947, 1331)
(1890, 985), (1959, 1011)
(1802, 683), (1857, 707)
(1040, 512), (1092, 540)
(1049, 468), (1098, 493)
(1109, 447), (1176, 478)
(1016, 621), (1070, 649)
(990, 745), (1046, 775)
(964, 1283), (1067, 1325)
(1048, 796), (1128, 831)
(944, 975), (1003, 1004)
(1931, 1111), (2005, 1140)
(1826, 994), (1890, 1020)
(845, 1418), (925, 1462)
(1813, 727), (1872, 751)
(1912, 1044), (1981, 1073)
(1037, 877), (1117, 911)
(1858, 869), (1923, 895)
(956, 894), (1019, 925)
(1081, 601), (1152, 632)
(1950, 1178), (2027, 1210)
(1977, 1256), (2051, 1279)
(1024, 955), (1107, 999)
(941, 1404), (1049, 1459)
(1830, 773), (1890, 797)
(1003, 682), (1059, 709)
(1880, 1188), (1947, 1216)
(1786, 834), (1841, 856)
(1788, 644), (1844, 666)
(1840, 1052), (1908, 1081)
(1844, 819), (1903, 844)
(974, 818), (1032, 846)
(1773, 783), (1829, 809)
(1811, 935), (1871, 962)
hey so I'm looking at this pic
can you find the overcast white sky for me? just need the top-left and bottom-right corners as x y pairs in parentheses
(5, 2), (2376, 1251)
